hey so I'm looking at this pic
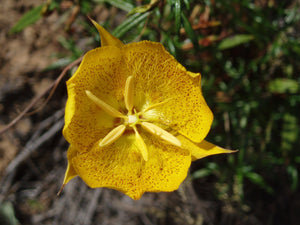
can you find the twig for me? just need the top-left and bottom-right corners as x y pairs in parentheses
(0, 56), (83, 135)
(5, 118), (64, 174)
(82, 189), (103, 225)
(0, 115), (64, 199)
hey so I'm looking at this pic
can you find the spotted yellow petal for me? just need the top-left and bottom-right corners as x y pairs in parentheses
(177, 135), (237, 161)
(58, 145), (78, 195)
(71, 134), (191, 200)
(90, 18), (124, 48)
(63, 46), (128, 152)
(123, 41), (213, 143)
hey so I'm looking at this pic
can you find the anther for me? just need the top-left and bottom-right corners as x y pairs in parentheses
(86, 90), (125, 118)
(141, 122), (181, 147)
(133, 126), (148, 161)
(124, 76), (134, 114)
(99, 124), (126, 147)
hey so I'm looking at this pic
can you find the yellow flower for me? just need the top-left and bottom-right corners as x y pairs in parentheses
(60, 19), (236, 200)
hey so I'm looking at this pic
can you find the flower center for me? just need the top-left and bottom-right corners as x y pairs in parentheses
(127, 114), (138, 125)
(85, 75), (181, 161)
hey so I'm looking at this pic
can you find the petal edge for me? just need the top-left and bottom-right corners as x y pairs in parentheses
(177, 135), (237, 161)
(90, 18), (124, 48)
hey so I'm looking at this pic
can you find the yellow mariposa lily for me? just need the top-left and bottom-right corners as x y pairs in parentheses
(60, 19), (236, 200)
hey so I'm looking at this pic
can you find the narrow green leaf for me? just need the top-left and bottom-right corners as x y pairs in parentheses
(218, 34), (254, 50)
(281, 113), (298, 152)
(287, 165), (298, 191)
(181, 13), (199, 51)
(44, 57), (73, 71)
(245, 172), (274, 194)
(0, 202), (19, 225)
(128, 5), (151, 15)
(10, 4), (44, 34)
(174, 0), (181, 33)
(95, 0), (134, 12)
(166, 35), (177, 58)
(182, 0), (190, 10)
(112, 13), (150, 39)
(192, 168), (213, 179)
(128, 0), (160, 16)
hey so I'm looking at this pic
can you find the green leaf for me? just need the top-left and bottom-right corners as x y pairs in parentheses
(287, 165), (298, 191)
(128, 6), (151, 15)
(218, 34), (254, 50)
(245, 172), (274, 194)
(9, 4), (44, 34)
(166, 35), (177, 58)
(112, 13), (150, 39)
(181, 13), (199, 51)
(95, 0), (134, 12)
(267, 78), (299, 94)
(182, 0), (190, 10)
(128, 0), (160, 16)
(281, 113), (298, 152)
(0, 202), (19, 225)
(192, 168), (213, 179)
(174, 0), (181, 33)
(44, 57), (73, 71)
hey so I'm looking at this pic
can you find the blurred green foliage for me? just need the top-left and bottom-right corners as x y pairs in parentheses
(11, 0), (300, 219)
(0, 202), (19, 225)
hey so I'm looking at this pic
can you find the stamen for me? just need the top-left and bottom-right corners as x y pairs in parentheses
(141, 122), (181, 147)
(99, 124), (126, 147)
(141, 98), (173, 113)
(124, 76), (134, 114)
(133, 126), (148, 161)
(86, 90), (125, 118)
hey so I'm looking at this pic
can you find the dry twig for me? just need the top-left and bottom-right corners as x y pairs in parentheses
(0, 111), (64, 200)
(0, 56), (83, 135)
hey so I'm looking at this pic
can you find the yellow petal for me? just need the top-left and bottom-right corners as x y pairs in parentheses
(63, 46), (128, 152)
(63, 145), (78, 184)
(58, 145), (78, 195)
(123, 41), (213, 143)
(71, 134), (191, 200)
(90, 18), (124, 48)
(177, 135), (237, 161)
